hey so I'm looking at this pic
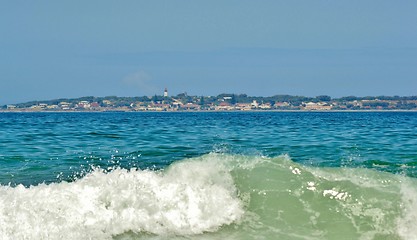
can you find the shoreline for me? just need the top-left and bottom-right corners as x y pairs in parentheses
(2, 109), (417, 113)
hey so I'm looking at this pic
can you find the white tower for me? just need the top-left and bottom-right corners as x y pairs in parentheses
(164, 88), (168, 97)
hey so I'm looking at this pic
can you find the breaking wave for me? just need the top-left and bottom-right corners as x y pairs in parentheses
(1, 153), (417, 240)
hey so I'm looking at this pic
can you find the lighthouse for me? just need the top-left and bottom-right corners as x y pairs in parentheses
(163, 88), (168, 97)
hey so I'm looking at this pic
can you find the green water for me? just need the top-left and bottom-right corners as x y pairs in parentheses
(113, 154), (416, 240)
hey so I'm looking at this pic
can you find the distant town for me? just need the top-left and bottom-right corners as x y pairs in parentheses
(2, 89), (417, 112)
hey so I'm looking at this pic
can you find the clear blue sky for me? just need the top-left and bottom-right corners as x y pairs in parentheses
(1, 0), (417, 104)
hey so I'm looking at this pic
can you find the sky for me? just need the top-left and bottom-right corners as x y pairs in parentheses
(1, 0), (417, 105)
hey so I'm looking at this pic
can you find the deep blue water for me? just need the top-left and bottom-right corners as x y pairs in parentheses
(1, 112), (416, 186)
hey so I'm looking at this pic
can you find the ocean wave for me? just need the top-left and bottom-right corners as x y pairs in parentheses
(1, 153), (417, 239)
(0, 156), (243, 239)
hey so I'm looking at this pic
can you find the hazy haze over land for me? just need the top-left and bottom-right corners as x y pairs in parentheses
(1, 0), (417, 105)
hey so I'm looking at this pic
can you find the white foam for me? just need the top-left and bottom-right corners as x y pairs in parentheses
(289, 166), (301, 175)
(323, 189), (350, 201)
(0, 159), (244, 240)
(396, 179), (417, 240)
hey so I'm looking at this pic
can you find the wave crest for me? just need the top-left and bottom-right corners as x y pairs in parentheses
(0, 157), (244, 239)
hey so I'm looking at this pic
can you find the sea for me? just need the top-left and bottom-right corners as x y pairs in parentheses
(0, 111), (416, 240)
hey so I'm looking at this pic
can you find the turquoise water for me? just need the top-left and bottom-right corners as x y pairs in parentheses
(1, 112), (417, 239)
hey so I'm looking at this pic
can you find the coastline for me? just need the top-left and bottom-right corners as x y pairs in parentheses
(2, 109), (417, 113)
(4, 94), (417, 112)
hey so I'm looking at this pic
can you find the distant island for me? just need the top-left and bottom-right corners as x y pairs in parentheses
(2, 92), (417, 112)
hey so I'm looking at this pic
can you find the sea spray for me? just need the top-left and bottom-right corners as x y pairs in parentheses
(0, 157), (244, 240)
